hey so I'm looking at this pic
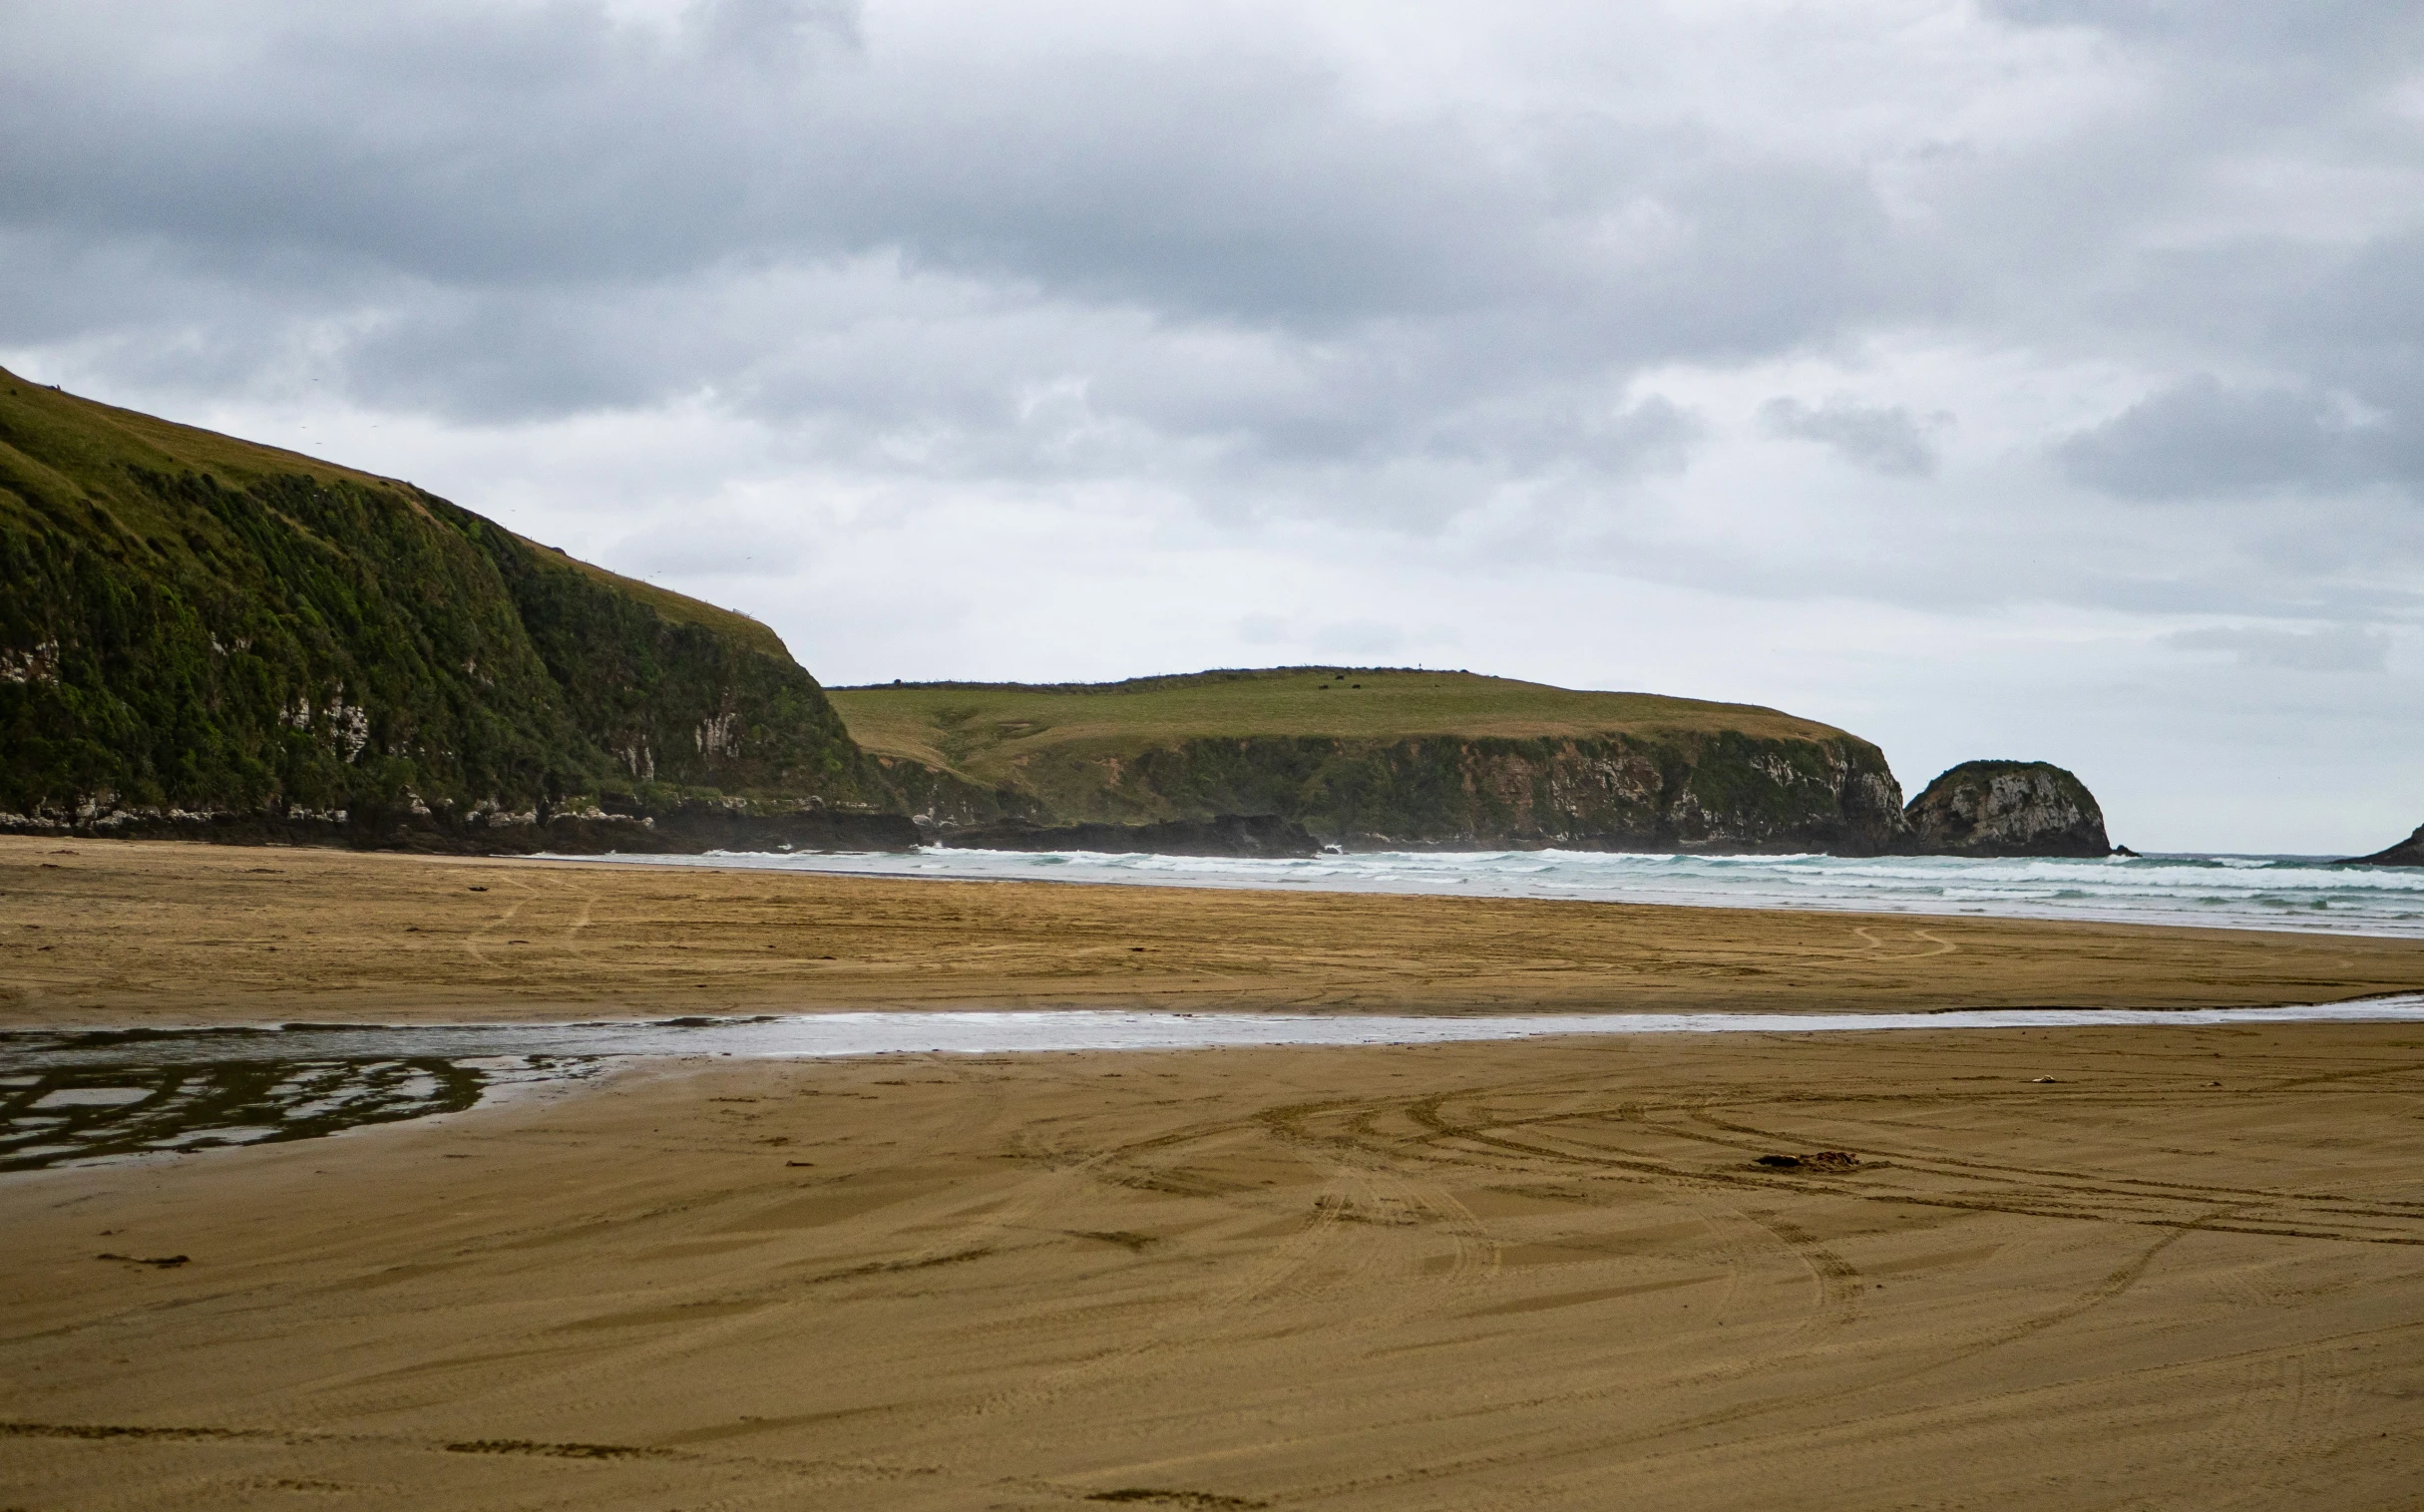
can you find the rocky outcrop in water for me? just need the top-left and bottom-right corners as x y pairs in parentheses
(938, 813), (1320, 858)
(2337, 824), (2424, 867)
(1903, 761), (2111, 858)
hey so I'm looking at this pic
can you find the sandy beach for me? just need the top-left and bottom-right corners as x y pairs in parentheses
(7, 838), (2424, 1025)
(7, 839), (2424, 1509)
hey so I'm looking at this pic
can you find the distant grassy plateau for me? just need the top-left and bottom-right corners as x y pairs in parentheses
(830, 668), (1909, 852)
(833, 667), (1849, 763)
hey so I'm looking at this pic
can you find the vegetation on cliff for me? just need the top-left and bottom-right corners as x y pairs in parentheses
(0, 369), (889, 832)
(829, 668), (1909, 853)
(1903, 760), (2111, 858)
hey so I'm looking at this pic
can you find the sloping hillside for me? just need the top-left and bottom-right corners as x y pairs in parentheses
(0, 369), (888, 836)
(831, 668), (1910, 853)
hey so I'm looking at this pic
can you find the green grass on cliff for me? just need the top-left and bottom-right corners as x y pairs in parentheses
(829, 668), (1852, 789)
(0, 366), (868, 816)
(0, 372), (784, 661)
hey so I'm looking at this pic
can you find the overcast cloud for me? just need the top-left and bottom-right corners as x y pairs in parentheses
(5, 0), (2420, 851)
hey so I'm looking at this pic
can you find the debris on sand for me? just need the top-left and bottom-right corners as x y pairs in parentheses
(1754, 1151), (1860, 1172)
(97, 1253), (190, 1268)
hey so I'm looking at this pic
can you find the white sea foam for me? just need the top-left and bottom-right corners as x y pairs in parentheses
(555, 846), (2424, 938)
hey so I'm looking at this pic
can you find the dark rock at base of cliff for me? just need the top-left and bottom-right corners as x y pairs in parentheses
(0, 800), (921, 856)
(2337, 824), (2424, 867)
(937, 813), (1320, 858)
(1081, 731), (1910, 857)
(1903, 760), (2111, 858)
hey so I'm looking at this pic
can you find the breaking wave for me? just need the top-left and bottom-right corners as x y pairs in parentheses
(563, 847), (2424, 939)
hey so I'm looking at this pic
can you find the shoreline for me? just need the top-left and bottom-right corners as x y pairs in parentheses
(10, 835), (2424, 1029)
(538, 843), (2424, 941)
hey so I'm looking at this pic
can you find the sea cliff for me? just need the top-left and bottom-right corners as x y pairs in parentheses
(830, 670), (1911, 855)
(0, 370), (936, 846)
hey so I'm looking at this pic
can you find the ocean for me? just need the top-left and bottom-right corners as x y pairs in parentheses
(559, 846), (2424, 939)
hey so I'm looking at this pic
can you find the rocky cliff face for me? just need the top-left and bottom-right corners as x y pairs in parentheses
(1104, 731), (1911, 854)
(2339, 824), (2424, 867)
(1903, 761), (2111, 858)
(894, 729), (1909, 856)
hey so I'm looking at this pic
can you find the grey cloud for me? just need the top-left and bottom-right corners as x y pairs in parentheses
(5, 0), (2424, 614)
(0, 4), (1865, 536)
(692, 0), (862, 62)
(1414, 392), (1703, 475)
(1983, 0), (2416, 52)
(0, 4), (1923, 371)
(2162, 624), (2392, 672)
(2056, 377), (2407, 501)
(1760, 396), (1949, 478)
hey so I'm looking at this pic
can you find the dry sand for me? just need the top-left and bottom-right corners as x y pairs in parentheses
(6, 839), (2424, 1509)
(6, 837), (2423, 1024)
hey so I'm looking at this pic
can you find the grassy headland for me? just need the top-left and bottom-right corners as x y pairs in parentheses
(833, 667), (1849, 765)
(831, 668), (1909, 851)
(0, 369), (887, 832)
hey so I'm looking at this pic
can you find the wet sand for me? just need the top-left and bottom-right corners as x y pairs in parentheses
(7, 838), (2424, 1508)
(6, 838), (2423, 1025)
(9, 1029), (2424, 1509)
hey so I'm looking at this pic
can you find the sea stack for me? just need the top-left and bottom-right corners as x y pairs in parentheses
(2338, 824), (2424, 867)
(1904, 760), (2112, 858)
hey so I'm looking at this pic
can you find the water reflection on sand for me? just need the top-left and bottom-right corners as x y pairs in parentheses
(9, 995), (2423, 1173)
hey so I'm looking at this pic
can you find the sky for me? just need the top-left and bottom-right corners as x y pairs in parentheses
(5, 0), (2420, 853)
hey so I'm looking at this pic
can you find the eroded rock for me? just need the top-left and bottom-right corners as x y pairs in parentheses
(1903, 760), (2111, 858)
